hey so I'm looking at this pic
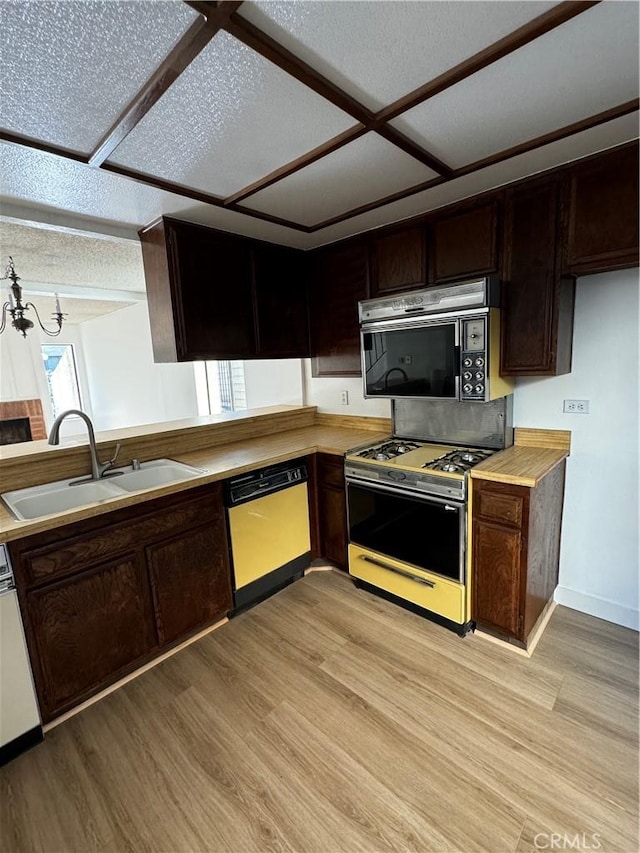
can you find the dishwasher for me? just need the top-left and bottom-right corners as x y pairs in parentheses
(225, 459), (311, 611)
(0, 543), (42, 765)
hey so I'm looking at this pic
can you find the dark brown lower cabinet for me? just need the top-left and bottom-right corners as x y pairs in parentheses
(472, 462), (566, 647)
(148, 518), (230, 645)
(9, 485), (232, 722)
(315, 453), (348, 570)
(26, 555), (156, 716)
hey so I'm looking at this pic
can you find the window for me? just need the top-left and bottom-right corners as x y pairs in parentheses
(41, 344), (82, 419)
(194, 361), (247, 416)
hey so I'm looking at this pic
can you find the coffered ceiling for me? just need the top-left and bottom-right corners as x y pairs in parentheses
(0, 0), (638, 249)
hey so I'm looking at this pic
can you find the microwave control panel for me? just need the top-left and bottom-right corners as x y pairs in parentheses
(460, 317), (488, 401)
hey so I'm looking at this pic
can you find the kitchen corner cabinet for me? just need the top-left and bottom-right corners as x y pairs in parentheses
(430, 200), (499, 283)
(9, 485), (232, 722)
(567, 142), (639, 276)
(370, 226), (427, 295)
(309, 239), (369, 377)
(501, 177), (575, 376)
(471, 462), (566, 647)
(315, 453), (348, 569)
(139, 217), (309, 362)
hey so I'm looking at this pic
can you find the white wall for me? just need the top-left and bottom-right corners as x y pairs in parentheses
(513, 269), (639, 630)
(0, 321), (93, 440)
(80, 301), (199, 431)
(244, 359), (304, 409)
(303, 359), (392, 419)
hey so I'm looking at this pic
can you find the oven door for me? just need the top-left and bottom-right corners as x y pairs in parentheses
(346, 478), (465, 584)
(361, 318), (460, 400)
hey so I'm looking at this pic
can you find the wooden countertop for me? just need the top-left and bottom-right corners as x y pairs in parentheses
(471, 428), (570, 488)
(0, 423), (388, 543)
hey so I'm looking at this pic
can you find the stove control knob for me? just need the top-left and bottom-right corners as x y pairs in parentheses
(463, 371), (472, 381)
(475, 371), (484, 380)
(463, 383), (473, 394)
(474, 384), (484, 395)
(462, 357), (473, 367)
(474, 356), (485, 367)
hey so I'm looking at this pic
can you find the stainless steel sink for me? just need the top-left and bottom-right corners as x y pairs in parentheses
(2, 459), (205, 521)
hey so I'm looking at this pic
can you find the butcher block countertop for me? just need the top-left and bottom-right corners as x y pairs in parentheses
(471, 428), (571, 488)
(0, 406), (389, 543)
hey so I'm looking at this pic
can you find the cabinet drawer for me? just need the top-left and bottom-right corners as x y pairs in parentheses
(349, 544), (465, 624)
(475, 488), (524, 527)
(317, 455), (345, 489)
(22, 494), (221, 587)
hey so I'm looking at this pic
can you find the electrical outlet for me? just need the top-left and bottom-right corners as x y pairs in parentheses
(340, 390), (349, 405)
(563, 399), (590, 414)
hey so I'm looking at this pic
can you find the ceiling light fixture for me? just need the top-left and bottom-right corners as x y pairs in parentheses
(0, 257), (66, 338)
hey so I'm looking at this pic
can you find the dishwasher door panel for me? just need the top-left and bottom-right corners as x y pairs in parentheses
(228, 483), (310, 589)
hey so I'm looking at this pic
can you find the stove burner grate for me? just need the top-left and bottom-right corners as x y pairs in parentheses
(357, 440), (422, 461)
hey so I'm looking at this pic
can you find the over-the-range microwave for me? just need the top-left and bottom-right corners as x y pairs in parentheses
(359, 277), (514, 403)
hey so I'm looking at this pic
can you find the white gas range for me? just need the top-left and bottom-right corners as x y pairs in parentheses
(344, 399), (511, 635)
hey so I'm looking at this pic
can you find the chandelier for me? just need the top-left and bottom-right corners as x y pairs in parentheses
(0, 257), (66, 337)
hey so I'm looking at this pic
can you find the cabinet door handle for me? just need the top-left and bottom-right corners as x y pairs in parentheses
(360, 555), (435, 587)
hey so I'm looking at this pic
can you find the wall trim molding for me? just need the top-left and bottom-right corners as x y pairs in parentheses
(555, 585), (639, 631)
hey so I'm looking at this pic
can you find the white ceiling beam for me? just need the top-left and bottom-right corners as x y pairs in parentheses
(0, 201), (140, 243)
(7, 280), (145, 303)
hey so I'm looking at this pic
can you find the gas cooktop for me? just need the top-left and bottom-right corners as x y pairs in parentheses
(348, 439), (494, 477)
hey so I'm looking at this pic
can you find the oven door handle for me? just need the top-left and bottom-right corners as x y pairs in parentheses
(359, 555), (436, 588)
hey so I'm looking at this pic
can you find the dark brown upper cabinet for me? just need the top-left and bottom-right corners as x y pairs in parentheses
(430, 200), (499, 283)
(309, 238), (369, 377)
(139, 217), (309, 362)
(370, 226), (427, 295)
(566, 141), (639, 276)
(501, 176), (575, 376)
(252, 243), (310, 358)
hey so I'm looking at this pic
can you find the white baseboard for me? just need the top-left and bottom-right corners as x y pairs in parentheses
(554, 586), (639, 631)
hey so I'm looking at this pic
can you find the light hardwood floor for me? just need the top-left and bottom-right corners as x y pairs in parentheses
(1, 570), (638, 853)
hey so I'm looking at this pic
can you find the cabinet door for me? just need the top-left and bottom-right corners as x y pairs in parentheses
(501, 177), (575, 376)
(252, 244), (310, 358)
(472, 519), (523, 640)
(166, 220), (256, 360)
(316, 454), (347, 570)
(567, 142), (639, 275)
(309, 240), (369, 377)
(431, 202), (498, 282)
(26, 555), (157, 720)
(147, 519), (232, 645)
(371, 227), (426, 294)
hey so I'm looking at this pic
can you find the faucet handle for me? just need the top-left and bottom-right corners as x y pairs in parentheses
(99, 443), (122, 478)
(109, 443), (121, 466)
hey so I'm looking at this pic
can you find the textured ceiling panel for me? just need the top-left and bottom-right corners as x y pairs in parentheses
(0, 1), (198, 154)
(0, 222), (145, 292)
(0, 143), (312, 247)
(391, 2), (640, 169)
(240, 133), (438, 226)
(239, 0), (559, 111)
(313, 114), (640, 246)
(110, 31), (356, 198)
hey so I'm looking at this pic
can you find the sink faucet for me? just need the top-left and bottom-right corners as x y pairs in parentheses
(48, 409), (122, 485)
